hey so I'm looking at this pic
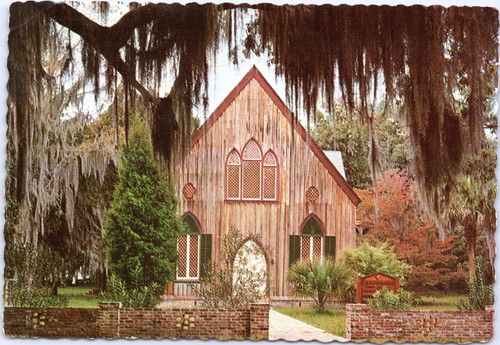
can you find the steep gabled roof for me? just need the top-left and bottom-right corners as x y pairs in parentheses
(191, 66), (361, 205)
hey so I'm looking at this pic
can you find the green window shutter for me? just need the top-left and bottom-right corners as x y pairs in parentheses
(288, 235), (300, 267)
(324, 236), (336, 261)
(199, 234), (212, 279)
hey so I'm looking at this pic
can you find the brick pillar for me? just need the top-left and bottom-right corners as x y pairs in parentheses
(345, 304), (371, 340)
(249, 303), (270, 339)
(98, 302), (121, 338)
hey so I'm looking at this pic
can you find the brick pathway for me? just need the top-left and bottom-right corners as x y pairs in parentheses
(268, 309), (348, 342)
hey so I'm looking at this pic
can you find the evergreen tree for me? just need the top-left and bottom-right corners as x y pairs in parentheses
(104, 120), (181, 290)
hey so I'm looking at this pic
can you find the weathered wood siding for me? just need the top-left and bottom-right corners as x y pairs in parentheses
(176, 77), (357, 298)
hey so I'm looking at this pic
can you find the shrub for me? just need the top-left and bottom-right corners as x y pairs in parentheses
(288, 258), (353, 311)
(456, 260), (494, 311)
(104, 119), (181, 290)
(98, 274), (162, 308)
(340, 242), (410, 279)
(192, 228), (272, 309)
(369, 287), (421, 310)
(8, 286), (68, 308)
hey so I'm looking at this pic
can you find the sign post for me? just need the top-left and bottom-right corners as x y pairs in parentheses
(356, 272), (399, 303)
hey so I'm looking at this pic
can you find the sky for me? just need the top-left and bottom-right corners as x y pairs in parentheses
(0, 1), (499, 345)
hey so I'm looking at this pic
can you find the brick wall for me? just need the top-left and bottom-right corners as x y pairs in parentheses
(118, 307), (251, 339)
(249, 303), (270, 339)
(3, 307), (98, 338)
(4, 303), (269, 339)
(346, 304), (494, 341)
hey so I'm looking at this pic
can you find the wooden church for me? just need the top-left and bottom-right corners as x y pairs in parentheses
(170, 66), (360, 305)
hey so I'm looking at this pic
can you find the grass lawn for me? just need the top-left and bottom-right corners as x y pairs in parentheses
(274, 294), (467, 339)
(59, 286), (99, 308)
(418, 293), (465, 311)
(274, 307), (346, 337)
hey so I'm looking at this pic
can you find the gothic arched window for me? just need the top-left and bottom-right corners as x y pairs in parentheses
(226, 149), (241, 200)
(225, 139), (278, 201)
(177, 213), (201, 279)
(288, 214), (336, 267)
(242, 139), (263, 200)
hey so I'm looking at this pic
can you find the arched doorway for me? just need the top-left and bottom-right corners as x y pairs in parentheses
(233, 240), (268, 294)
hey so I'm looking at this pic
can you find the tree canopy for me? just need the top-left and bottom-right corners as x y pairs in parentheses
(104, 119), (181, 289)
(6, 2), (498, 265)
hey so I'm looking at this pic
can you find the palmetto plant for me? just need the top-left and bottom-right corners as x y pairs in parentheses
(456, 260), (494, 311)
(98, 272), (162, 308)
(288, 258), (353, 311)
(369, 287), (420, 310)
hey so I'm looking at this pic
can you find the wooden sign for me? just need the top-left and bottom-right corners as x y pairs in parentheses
(357, 272), (399, 303)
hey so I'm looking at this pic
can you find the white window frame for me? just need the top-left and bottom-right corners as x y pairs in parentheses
(301, 236), (324, 261)
(176, 234), (201, 280)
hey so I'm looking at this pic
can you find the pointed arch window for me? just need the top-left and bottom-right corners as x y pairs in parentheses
(288, 214), (336, 267)
(225, 139), (278, 202)
(263, 150), (278, 200)
(300, 215), (324, 261)
(242, 139), (262, 200)
(177, 213), (212, 280)
(177, 214), (200, 279)
(226, 149), (241, 200)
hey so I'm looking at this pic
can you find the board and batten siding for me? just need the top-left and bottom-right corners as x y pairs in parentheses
(176, 70), (358, 299)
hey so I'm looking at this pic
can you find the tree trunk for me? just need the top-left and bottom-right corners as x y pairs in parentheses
(465, 226), (476, 281)
(95, 266), (107, 291)
(484, 226), (495, 280)
(51, 279), (60, 295)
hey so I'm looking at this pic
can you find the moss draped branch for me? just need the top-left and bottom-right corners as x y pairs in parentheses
(34, 1), (155, 104)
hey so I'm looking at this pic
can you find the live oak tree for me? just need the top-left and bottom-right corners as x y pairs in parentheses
(6, 3), (498, 286)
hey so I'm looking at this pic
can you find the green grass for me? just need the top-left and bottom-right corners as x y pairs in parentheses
(274, 294), (467, 339)
(58, 286), (99, 308)
(418, 294), (465, 311)
(274, 307), (346, 337)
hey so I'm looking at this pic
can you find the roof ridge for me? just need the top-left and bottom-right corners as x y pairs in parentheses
(190, 66), (360, 205)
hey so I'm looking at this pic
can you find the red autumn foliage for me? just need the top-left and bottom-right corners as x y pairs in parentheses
(355, 170), (466, 292)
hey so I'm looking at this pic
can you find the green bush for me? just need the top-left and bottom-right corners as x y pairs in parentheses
(369, 287), (421, 310)
(288, 258), (353, 311)
(340, 242), (410, 279)
(192, 228), (272, 309)
(8, 286), (68, 308)
(456, 260), (494, 311)
(98, 274), (162, 308)
(104, 119), (181, 291)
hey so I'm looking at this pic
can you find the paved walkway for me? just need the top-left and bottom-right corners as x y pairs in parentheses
(268, 309), (348, 342)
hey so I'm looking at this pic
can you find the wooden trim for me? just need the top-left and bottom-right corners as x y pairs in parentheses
(299, 213), (326, 236)
(251, 67), (360, 206)
(191, 67), (260, 146)
(174, 279), (201, 284)
(224, 199), (279, 204)
(190, 65), (360, 205)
